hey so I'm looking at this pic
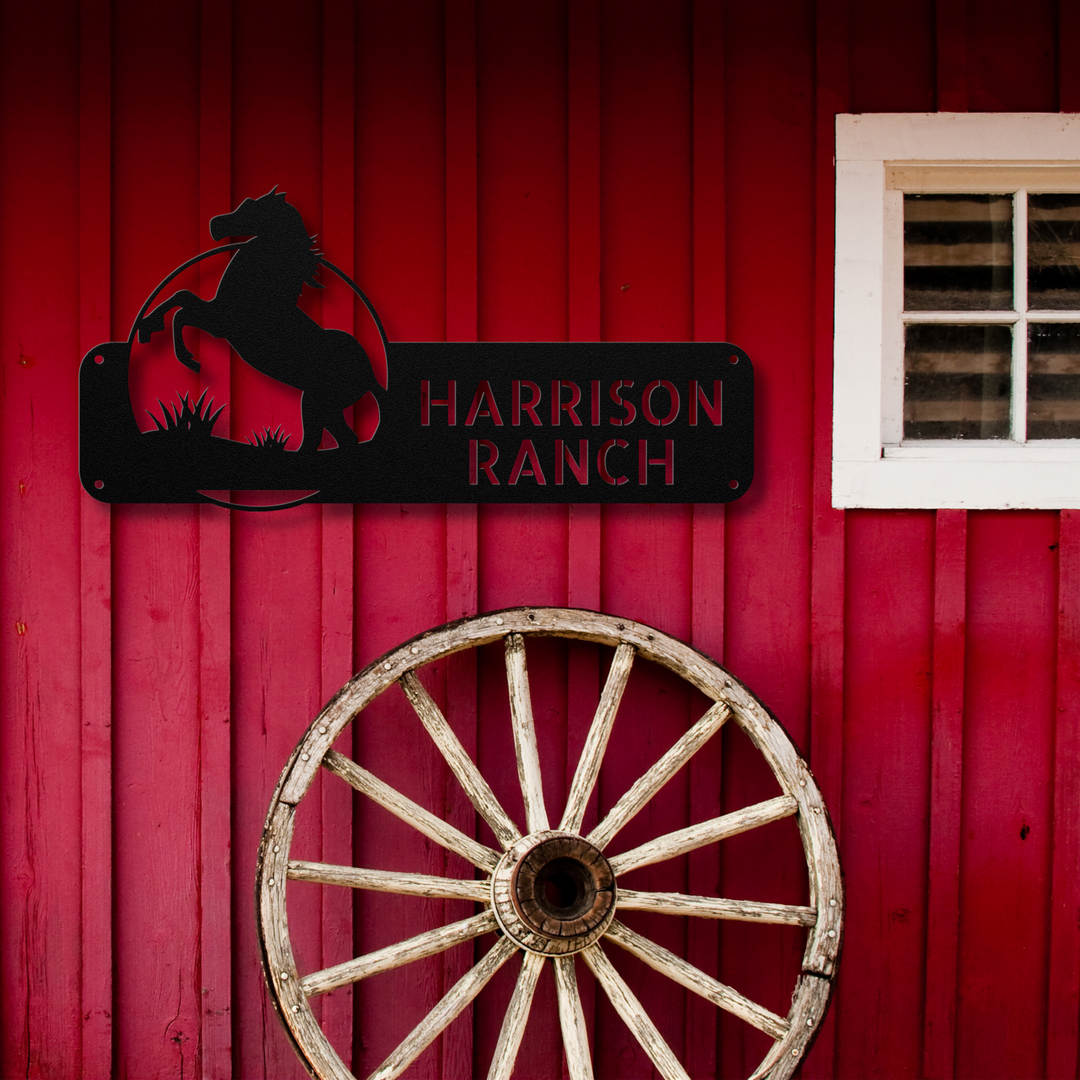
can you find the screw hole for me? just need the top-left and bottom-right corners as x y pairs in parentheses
(93, 480), (104, 490)
(729, 354), (739, 364)
(728, 479), (739, 489)
(94, 355), (104, 365)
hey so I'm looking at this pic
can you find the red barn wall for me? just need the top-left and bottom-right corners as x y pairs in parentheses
(1, 1), (1078, 1078)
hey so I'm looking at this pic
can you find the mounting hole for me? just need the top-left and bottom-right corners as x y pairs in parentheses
(728, 479), (739, 489)
(729, 354), (739, 364)
(94, 355), (104, 365)
(93, 480), (104, 490)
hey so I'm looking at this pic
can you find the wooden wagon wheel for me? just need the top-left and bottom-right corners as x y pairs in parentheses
(257, 608), (842, 1080)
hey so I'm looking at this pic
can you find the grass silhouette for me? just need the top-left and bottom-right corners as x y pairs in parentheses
(146, 390), (224, 441)
(144, 392), (296, 454)
(247, 426), (291, 451)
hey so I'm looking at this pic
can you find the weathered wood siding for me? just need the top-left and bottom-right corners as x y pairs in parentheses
(1, 1), (1078, 1077)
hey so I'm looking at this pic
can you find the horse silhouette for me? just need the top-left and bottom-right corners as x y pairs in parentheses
(137, 188), (374, 453)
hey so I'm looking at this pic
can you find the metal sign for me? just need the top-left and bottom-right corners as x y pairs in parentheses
(80, 191), (753, 510)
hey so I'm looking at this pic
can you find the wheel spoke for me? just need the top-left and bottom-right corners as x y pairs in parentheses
(505, 633), (550, 832)
(604, 920), (789, 1039)
(287, 861), (489, 902)
(485, 950), (544, 1080)
(553, 956), (594, 1080)
(580, 943), (691, 1080)
(367, 935), (519, 1080)
(616, 888), (816, 927)
(560, 643), (635, 833)
(400, 671), (522, 849)
(608, 794), (798, 876)
(324, 749), (499, 871)
(588, 701), (730, 851)
(301, 910), (497, 997)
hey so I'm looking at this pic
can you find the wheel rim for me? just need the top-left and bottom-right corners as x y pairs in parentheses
(257, 607), (843, 1080)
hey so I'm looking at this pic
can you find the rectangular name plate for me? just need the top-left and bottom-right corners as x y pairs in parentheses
(81, 340), (752, 505)
(377, 342), (752, 502)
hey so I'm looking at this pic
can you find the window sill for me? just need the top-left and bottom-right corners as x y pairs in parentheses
(834, 449), (1080, 509)
(885, 441), (1080, 461)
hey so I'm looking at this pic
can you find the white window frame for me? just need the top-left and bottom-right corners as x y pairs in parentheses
(834, 112), (1080, 508)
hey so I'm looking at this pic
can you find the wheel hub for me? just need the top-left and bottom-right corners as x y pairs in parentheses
(491, 831), (616, 955)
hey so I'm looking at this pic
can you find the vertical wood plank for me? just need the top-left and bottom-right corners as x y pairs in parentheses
(196, 0), (233, 1075)
(1061, 0), (1080, 112)
(967, 0), (1055, 112)
(690, 0), (725, 347)
(803, 2), (848, 1075)
(566, 499), (601, 1075)
(443, 501), (479, 1080)
(809, 0), (848, 832)
(957, 512), (1057, 1079)
(597, 6), (695, 1071)
(687, 504), (724, 1080)
(719, 0), (815, 1073)
(79, 0), (115, 1075)
(923, 509), (966, 1080)
(935, 0), (968, 111)
(848, 0), (934, 112)
(353, 3), (448, 1070)
(444, 5), (480, 1073)
(228, 4), (324, 1074)
(470, 1), (575, 1058)
(111, 0), (204, 1072)
(1047, 510), (1080, 1080)
(566, 0), (602, 834)
(568, 0), (601, 345)
(0, 5), (84, 1073)
(446, 0), (478, 345)
(688, 4), (727, 1075)
(320, 0), (357, 1063)
(838, 512), (933, 1080)
(567, 10), (603, 1065)
(568, 507), (602, 614)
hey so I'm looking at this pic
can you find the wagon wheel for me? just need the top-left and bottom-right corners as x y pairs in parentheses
(257, 608), (843, 1080)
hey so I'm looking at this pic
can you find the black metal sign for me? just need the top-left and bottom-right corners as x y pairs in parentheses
(80, 191), (753, 510)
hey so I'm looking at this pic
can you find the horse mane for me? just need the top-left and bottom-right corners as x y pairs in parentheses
(254, 189), (324, 289)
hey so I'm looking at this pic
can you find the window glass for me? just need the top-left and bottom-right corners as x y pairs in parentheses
(904, 323), (1012, 439)
(1028, 322), (1080, 437)
(1028, 194), (1080, 310)
(904, 194), (1013, 311)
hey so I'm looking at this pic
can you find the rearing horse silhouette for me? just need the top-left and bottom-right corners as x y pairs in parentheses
(137, 188), (374, 453)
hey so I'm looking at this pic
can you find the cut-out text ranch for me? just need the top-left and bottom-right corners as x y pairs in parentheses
(420, 378), (723, 487)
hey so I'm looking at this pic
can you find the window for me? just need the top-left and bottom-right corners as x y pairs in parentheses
(833, 113), (1080, 508)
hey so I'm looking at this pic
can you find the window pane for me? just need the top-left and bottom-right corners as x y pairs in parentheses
(904, 323), (1012, 439)
(1028, 322), (1080, 437)
(1028, 194), (1080, 310)
(904, 194), (1013, 310)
